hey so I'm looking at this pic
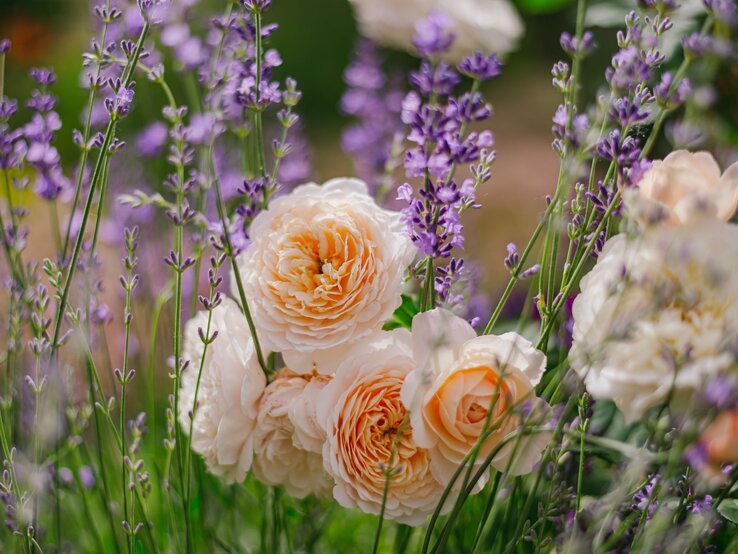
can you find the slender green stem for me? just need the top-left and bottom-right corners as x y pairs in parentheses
(252, 8), (267, 179)
(77, 324), (160, 553)
(208, 147), (269, 374)
(371, 416), (409, 554)
(62, 0), (112, 260)
(469, 471), (502, 554)
(71, 448), (106, 553)
(86, 355), (122, 554)
(120, 258), (134, 554)
(51, 22), (150, 352)
(0, 396), (31, 553)
(184, 274), (219, 548)
(482, 216), (546, 335)
(574, 394), (589, 521)
(536, 189), (621, 350)
(88, 155), (111, 261)
(0, 48), (5, 99)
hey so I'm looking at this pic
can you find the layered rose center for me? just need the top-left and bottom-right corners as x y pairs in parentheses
(337, 372), (428, 492)
(267, 213), (377, 320)
(425, 366), (517, 458)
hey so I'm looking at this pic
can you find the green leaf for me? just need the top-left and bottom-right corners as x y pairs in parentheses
(383, 294), (419, 331)
(717, 499), (738, 525)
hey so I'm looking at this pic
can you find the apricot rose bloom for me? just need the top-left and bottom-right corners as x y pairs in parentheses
(316, 330), (445, 525)
(252, 370), (332, 498)
(697, 410), (738, 483)
(401, 309), (550, 486)
(234, 178), (416, 374)
(627, 150), (738, 225)
(178, 298), (267, 483)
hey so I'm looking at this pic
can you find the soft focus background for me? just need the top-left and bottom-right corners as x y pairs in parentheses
(2, 3), (738, 551)
(1, 0), (736, 295)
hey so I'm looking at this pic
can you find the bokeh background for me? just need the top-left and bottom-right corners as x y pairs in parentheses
(1, 0), (736, 297)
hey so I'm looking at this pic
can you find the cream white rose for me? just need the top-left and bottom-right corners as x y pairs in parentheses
(252, 370), (333, 498)
(179, 298), (267, 483)
(348, 0), (524, 61)
(316, 330), (446, 525)
(627, 150), (738, 225)
(571, 220), (738, 423)
(401, 309), (550, 488)
(235, 178), (416, 374)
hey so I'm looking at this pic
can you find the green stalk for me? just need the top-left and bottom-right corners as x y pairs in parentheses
(252, 7), (267, 180)
(208, 147), (269, 374)
(469, 472), (503, 554)
(0, 47), (5, 99)
(146, 285), (173, 449)
(86, 356), (122, 554)
(71, 448), (107, 553)
(62, 0), (112, 260)
(371, 416), (409, 554)
(183, 281), (218, 548)
(0, 398), (32, 553)
(50, 21), (150, 352)
(482, 217), (546, 335)
(78, 326), (160, 553)
(120, 260), (134, 554)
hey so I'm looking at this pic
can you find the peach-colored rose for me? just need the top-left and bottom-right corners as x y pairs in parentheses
(628, 150), (738, 225)
(316, 330), (446, 525)
(179, 298), (267, 483)
(252, 370), (332, 498)
(234, 178), (416, 374)
(401, 309), (550, 487)
(703, 410), (738, 463)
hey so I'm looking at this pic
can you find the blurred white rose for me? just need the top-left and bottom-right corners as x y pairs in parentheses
(179, 298), (267, 483)
(571, 221), (738, 423)
(348, 0), (524, 61)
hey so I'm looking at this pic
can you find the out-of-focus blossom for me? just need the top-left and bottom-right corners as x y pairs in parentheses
(626, 150), (738, 226)
(571, 220), (738, 423)
(347, 0), (524, 61)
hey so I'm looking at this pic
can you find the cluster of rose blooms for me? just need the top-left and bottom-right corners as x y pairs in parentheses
(2, 0), (738, 547)
(178, 177), (553, 524)
(172, 0), (738, 529)
(572, 150), (738, 484)
(179, 145), (738, 526)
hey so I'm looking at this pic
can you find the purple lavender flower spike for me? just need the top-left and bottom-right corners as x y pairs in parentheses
(458, 51), (502, 81)
(340, 40), (404, 191)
